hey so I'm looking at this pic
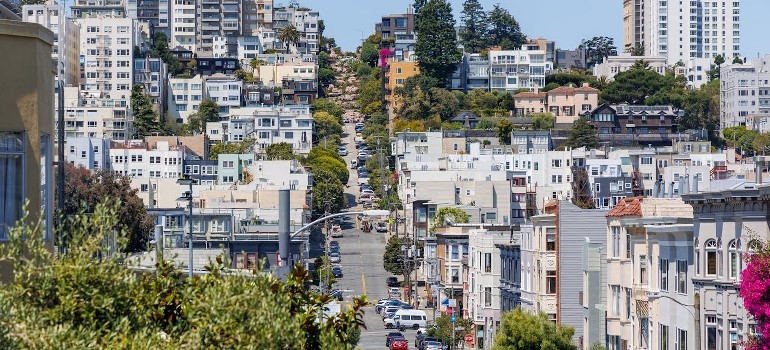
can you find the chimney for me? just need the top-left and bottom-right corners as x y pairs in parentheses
(669, 182), (675, 198)
(658, 179), (665, 198)
(534, 85), (540, 94)
(692, 174), (699, 193)
(582, 82), (589, 88)
(755, 157), (764, 184)
(678, 176), (685, 196)
(683, 174), (690, 195)
(653, 180), (660, 198)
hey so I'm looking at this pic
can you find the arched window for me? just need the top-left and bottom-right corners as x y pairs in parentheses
(729, 240), (740, 280)
(705, 239), (718, 276)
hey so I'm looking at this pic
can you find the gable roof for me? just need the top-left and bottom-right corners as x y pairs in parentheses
(451, 110), (480, 122)
(607, 196), (644, 217)
(513, 91), (546, 99)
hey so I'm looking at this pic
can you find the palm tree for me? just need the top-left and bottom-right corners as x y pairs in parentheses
(249, 58), (266, 82)
(278, 24), (300, 53)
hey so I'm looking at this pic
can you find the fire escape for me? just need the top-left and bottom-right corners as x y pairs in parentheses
(710, 161), (729, 180)
(571, 166), (592, 208)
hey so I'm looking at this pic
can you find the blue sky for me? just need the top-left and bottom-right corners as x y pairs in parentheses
(300, 0), (768, 59)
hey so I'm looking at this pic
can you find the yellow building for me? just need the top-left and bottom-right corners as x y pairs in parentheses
(0, 20), (55, 280)
(385, 60), (419, 111)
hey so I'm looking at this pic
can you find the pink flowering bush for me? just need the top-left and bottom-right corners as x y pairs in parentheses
(741, 245), (770, 350)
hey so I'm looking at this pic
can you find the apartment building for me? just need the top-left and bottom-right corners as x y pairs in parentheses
(604, 197), (694, 350)
(720, 55), (770, 129)
(489, 48), (552, 93)
(624, 0), (741, 64)
(60, 86), (132, 140)
(0, 20), (55, 264)
(195, 0), (240, 56)
(71, 0), (125, 18)
(582, 238), (606, 350)
(431, 226), (470, 315)
(126, 0), (169, 35)
(65, 137), (111, 170)
(241, 0), (272, 36)
(245, 105), (313, 154)
(512, 90), (546, 116)
(236, 35), (261, 60)
(76, 15), (137, 111)
(170, 0), (195, 51)
(593, 55), (667, 80)
(242, 81), (278, 106)
(467, 227), (520, 349)
(204, 74), (242, 117)
(586, 104), (686, 147)
(271, 6), (319, 54)
(252, 53), (316, 87)
(498, 225), (528, 314)
(110, 139), (186, 180)
(524, 200), (608, 345)
(451, 53), (489, 92)
(205, 115), (253, 143)
(167, 75), (204, 123)
(22, 2), (80, 86)
(682, 175), (770, 350)
(133, 56), (168, 118)
(512, 83), (598, 124)
(385, 60), (419, 111)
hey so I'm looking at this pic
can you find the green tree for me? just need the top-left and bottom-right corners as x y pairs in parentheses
(318, 67), (336, 86)
(264, 142), (295, 160)
(383, 235), (413, 276)
(753, 132), (770, 155)
(430, 207), (470, 234)
(626, 44), (645, 56)
(600, 66), (671, 105)
(459, 0), (488, 53)
(209, 139), (256, 160)
(541, 82), (560, 92)
(486, 4), (524, 50)
(0, 201), (367, 349)
(151, 32), (182, 75)
(312, 256), (337, 288)
(198, 99), (221, 124)
(313, 98), (344, 119)
(531, 112), (555, 130)
(564, 118), (599, 149)
(279, 24), (301, 52)
(249, 57), (266, 81)
(414, 0), (462, 83)
(582, 36), (618, 68)
(429, 87), (461, 121)
(314, 111), (344, 141)
(733, 56), (744, 64)
(714, 54), (726, 67)
(317, 51), (330, 69)
(311, 168), (345, 213)
(492, 309), (577, 350)
(360, 42), (379, 67)
(428, 315), (474, 348)
(60, 163), (154, 253)
(131, 84), (163, 138)
(309, 156), (349, 185)
(475, 116), (498, 130)
(589, 342), (607, 350)
(497, 118), (514, 145)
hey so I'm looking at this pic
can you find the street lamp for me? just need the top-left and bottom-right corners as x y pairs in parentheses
(177, 174), (197, 278)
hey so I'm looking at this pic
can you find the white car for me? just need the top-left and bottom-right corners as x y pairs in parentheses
(360, 188), (375, 195)
(329, 252), (341, 263)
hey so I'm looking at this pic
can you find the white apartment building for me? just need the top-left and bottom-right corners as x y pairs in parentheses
(253, 53), (317, 87)
(624, 0), (741, 64)
(168, 75), (204, 123)
(467, 228), (518, 349)
(65, 137), (111, 170)
(488, 48), (552, 93)
(110, 139), (185, 179)
(76, 15), (138, 109)
(22, 2), (80, 86)
(61, 86), (131, 140)
(211, 35), (228, 58)
(593, 54), (667, 81)
(204, 74), (242, 117)
(205, 116), (254, 143)
(272, 6), (319, 54)
(720, 55), (770, 128)
(236, 35), (262, 61)
(604, 197), (694, 350)
(170, 0), (196, 51)
(247, 105), (314, 154)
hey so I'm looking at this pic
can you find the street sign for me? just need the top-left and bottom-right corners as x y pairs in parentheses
(448, 299), (457, 308)
(451, 315), (457, 323)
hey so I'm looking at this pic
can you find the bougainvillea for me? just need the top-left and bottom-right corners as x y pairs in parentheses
(740, 244), (770, 350)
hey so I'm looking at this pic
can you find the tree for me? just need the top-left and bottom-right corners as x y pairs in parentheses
(313, 98), (344, 120)
(151, 32), (182, 75)
(209, 139), (256, 160)
(427, 315), (474, 348)
(312, 256), (337, 288)
(60, 163), (153, 253)
(740, 240), (770, 350)
(589, 342), (607, 350)
(414, 0), (462, 83)
(249, 57), (266, 81)
(492, 309), (577, 350)
(198, 99), (221, 124)
(475, 116), (497, 130)
(383, 235), (413, 276)
(430, 207), (470, 234)
(497, 118), (514, 145)
(318, 67), (336, 86)
(564, 118), (599, 149)
(314, 111), (344, 141)
(583, 36), (618, 68)
(264, 142), (295, 160)
(360, 42), (379, 67)
(600, 66), (671, 105)
(278, 24), (301, 52)
(733, 56), (744, 64)
(459, 0), (488, 53)
(309, 156), (349, 185)
(311, 168), (345, 213)
(131, 85), (163, 138)
(713, 54), (725, 67)
(626, 44), (645, 56)
(531, 112), (555, 130)
(486, 4), (524, 50)
(0, 201), (367, 349)
(429, 87), (461, 121)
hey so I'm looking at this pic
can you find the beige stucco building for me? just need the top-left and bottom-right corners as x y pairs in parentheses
(0, 20), (56, 280)
(513, 83), (599, 124)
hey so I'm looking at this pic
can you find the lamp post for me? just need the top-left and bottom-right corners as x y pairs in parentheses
(177, 174), (196, 278)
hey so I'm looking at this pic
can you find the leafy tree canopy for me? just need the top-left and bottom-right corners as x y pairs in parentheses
(209, 139), (256, 160)
(492, 309), (577, 350)
(264, 142), (296, 160)
(313, 111), (344, 141)
(415, 0), (462, 82)
(459, 0), (488, 53)
(131, 84), (164, 138)
(582, 36), (618, 68)
(313, 98), (344, 120)
(497, 118), (514, 145)
(486, 4), (524, 50)
(428, 315), (474, 348)
(564, 118), (599, 149)
(531, 112), (555, 130)
(430, 207), (470, 234)
(383, 235), (414, 276)
(360, 42), (379, 68)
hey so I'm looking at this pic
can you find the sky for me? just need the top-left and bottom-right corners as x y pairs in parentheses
(299, 0), (769, 59)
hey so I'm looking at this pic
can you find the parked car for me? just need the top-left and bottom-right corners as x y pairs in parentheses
(387, 276), (400, 287)
(386, 332), (404, 347)
(381, 306), (401, 318)
(332, 266), (343, 278)
(329, 289), (343, 301)
(329, 240), (339, 248)
(377, 299), (402, 313)
(330, 224), (343, 238)
(390, 339), (409, 350)
(390, 309), (428, 330)
(376, 221), (388, 233)
(329, 252), (341, 263)
(330, 245), (340, 254)
(417, 336), (437, 350)
(350, 159), (357, 169)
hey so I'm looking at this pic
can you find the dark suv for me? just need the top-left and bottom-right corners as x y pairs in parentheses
(387, 277), (399, 287)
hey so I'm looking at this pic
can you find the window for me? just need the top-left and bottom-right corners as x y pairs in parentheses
(484, 253), (492, 272)
(660, 324), (669, 350)
(546, 271), (556, 294)
(676, 328), (687, 350)
(640, 255), (648, 284)
(612, 226), (620, 257)
(546, 230), (556, 251)
(729, 240), (740, 279)
(706, 239), (717, 275)
(484, 287), (492, 307)
(625, 287), (631, 319)
(611, 285), (621, 316)
(660, 258), (669, 291)
(676, 260), (687, 293)
(222, 160), (234, 168)
(626, 232), (631, 258)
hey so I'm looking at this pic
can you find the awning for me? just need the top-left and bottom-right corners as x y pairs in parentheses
(441, 298), (449, 306)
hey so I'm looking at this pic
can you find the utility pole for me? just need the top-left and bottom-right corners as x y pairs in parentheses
(378, 137), (386, 209)
(324, 201), (331, 292)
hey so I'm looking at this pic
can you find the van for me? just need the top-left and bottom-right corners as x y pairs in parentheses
(387, 309), (428, 329)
